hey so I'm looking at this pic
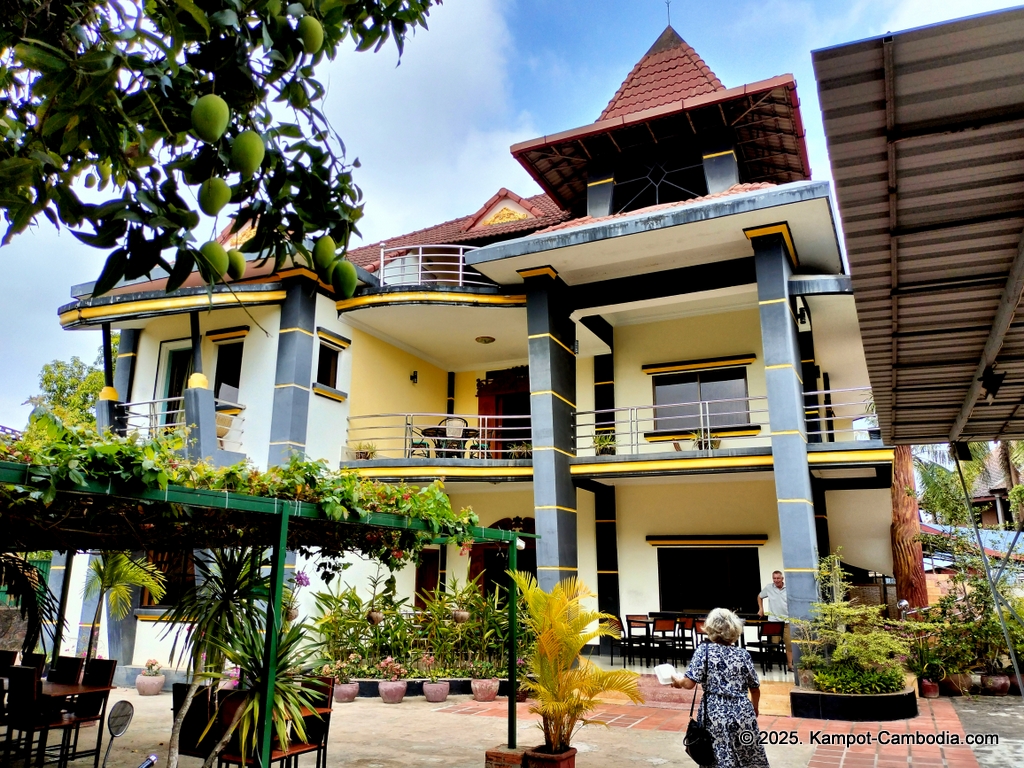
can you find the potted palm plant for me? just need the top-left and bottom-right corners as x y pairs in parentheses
(511, 573), (643, 767)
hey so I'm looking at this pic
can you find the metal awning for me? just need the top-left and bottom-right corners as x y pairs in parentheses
(813, 8), (1024, 444)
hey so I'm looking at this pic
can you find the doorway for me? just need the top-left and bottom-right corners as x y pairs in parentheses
(657, 547), (761, 614)
(468, 517), (536, 598)
(476, 367), (530, 458)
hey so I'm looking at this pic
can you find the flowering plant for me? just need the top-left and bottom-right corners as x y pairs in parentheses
(422, 654), (445, 683)
(284, 570), (311, 616)
(143, 659), (162, 676)
(377, 656), (408, 682)
(322, 653), (361, 684)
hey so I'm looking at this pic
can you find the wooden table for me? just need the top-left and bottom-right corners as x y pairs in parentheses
(38, 682), (115, 767)
(39, 682), (114, 698)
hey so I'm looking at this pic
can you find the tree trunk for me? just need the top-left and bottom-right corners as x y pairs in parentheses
(168, 676), (202, 768)
(201, 698), (246, 768)
(85, 590), (103, 661)
(891, 444), (928, 608)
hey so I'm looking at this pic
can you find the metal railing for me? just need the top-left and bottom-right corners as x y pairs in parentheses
(804, 386), (878, 443)
(0, 425), (22, 440)
(377, 244), (494, 288)
(122, 396), (246, 452)
(346, 412), (532, 460)
(575, 395), (771, 456)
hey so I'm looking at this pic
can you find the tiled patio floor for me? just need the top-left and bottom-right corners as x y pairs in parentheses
(440, 690), (981, 768)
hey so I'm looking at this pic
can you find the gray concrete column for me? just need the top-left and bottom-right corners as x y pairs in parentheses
(76, 553), (101, 656)
(268, 279), (316, 467)
(523, 268), (578, 591)
(753, 231), (819, 624)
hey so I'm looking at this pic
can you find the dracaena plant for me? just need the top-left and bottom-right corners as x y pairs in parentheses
(0, 0), (438, 293)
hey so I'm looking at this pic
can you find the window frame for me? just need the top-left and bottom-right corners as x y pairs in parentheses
(650, 366), (750, 436)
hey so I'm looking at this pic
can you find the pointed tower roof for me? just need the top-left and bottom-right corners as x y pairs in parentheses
(599, 27), (724, 121)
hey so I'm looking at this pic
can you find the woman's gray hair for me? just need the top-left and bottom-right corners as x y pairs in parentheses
(704, 608), (744, 644)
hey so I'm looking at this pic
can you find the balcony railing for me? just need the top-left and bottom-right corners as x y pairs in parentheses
(805, 386), (879, 442)
(575, 395), (771, 456)
(346, 412), (532, 461)
(123, 396), (246, 452)
(377, 244), (494, 288)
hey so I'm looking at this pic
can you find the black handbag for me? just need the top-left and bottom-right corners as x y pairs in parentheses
(683, 645), (715, 766)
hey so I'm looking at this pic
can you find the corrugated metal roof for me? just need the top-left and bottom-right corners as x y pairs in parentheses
(813, 8), (1024, 445)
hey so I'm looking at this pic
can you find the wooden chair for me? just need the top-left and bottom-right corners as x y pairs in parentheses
(300, 677), (334, 768)
(675, 617), (696, 659)
(693, 619), (707, 647)
(747, 621), (786, 674)
(624, 616), (651, 667)
(19, 654), (46, 678)
(45, 658), (84, 685)
(2, 665), (73, 768)
(216, 691), (319, 768)
(0, 650), (16, 726)
(66, 659), (117, 767)
(649, 618), (680, 664)
(602, 618), (628, 668)
(171, 683), (218, 759)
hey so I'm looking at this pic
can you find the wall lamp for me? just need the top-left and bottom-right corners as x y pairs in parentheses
(410, 370), (418, 384)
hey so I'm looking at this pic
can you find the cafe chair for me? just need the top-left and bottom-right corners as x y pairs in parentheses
(649, 618), (680, 665)
(46, 658), (85, 685)
(624, 615), (652, 667)
(216, 691), (319, 768)
(2, 665), (74, 768)
(66, 659), (118, 768)
(19, 654), (46, 679)
(299, 676), (335, 768)
(602, 617), (628, 668)
(747, 621), (786, 674)
(675, 617), (696, 660)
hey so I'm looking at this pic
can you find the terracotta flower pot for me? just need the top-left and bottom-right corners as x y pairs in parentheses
(422, 681), (450, 702)
(472, 677), (500, 702)
(334, 682), (359, 703)
(939, 673), (972, 696)
(378, 680), (407, 704)
(796, 668), (815, 689)
(981, 674), (1010, 696)
(524, 746), (577, 768)
(135, 674), (165, 696)
(367, 610), (384, 625)
(919, 679), (940, 699)
(285, 607), (299, 622)
(516, 688), (529, 702)
(452, 610), (470, 624)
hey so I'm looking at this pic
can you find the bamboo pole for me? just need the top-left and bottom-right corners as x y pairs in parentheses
(507, 538), (518, 749)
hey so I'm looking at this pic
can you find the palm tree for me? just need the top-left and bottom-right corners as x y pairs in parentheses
(0, 554), (61, 653)
(161, 548), (269, 768)
(83, 552), (166, 660)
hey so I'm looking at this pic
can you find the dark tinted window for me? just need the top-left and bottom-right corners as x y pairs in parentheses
(653, 368), (748, 432)
(214, 342), (244, 401)
(316, 344), (339, 389)
(658, 547), (761, 614)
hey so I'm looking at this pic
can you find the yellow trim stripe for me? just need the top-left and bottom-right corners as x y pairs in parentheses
(275, 383), (310, 391)
(807, 449), (894, 464)
(597, 570), (619, 574)
(778, 499), (814, 505)
(533, 446), (576, 458)
(536, 566), (578, 572)
(517, 266), (559, 279)
(758, 298), (787, 306)
(649, 538), (767, 546)
(59, 290), (287, 327)
(784, 568), (817, 573)
(336, 292), (526, 311)
(586, 178), (614, 187)
(765, 363), (794, 370)
(702, 150), (736, 160)
(312, 385), (347, 403)
(643, 354), (756, 375)
(316, 331), (351, 349)
(269, 440), (305, 447)
(528, 332), (575, 357)
(743, 223), (798, 266)
(279, 327), (314, 336)
(50, 565), (65, 570)
(351, 465), (533, 478)
(594, 381), (614, 386)
(531, 390), (577, 409)
(536, 505), (577, 513)
(117, 352), (136, 358)
(646, 428), (761, 442)
(572, 455), (774, 475)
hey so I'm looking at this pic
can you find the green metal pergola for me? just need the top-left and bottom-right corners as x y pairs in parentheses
(0, 459), (533, 766)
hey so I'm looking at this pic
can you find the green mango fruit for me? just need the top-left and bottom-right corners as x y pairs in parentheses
(84, 174), (96, 188)
(200, 241), (229, 279)
(298, 16), (324, 54)
(198, 177), (231, 216)
(227, 249), (247, 280)
(231, 131), (266, 178)
(191, 94), (230, 143)
(312, 235), (336, 271)
(332, 258), (358, 299)
(265, 0), (282, 15)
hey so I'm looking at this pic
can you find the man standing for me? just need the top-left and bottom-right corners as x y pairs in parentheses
(757, 570), (791, 670)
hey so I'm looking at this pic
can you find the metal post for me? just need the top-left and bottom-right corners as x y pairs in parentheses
(50, 551), (74, 668)
(256, 504), (291, 768)
(507, 536), (518, 749)
(189, 312), (203, 375)
(101, 324), (114, 388)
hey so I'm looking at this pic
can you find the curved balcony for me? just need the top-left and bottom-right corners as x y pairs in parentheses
(342, 412), (532, 482)
(377, 245), (493, 288)
(123, 396), (246, 453)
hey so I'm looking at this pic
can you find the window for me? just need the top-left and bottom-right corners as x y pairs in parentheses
(658, 547), (761, 614)
(214, 342), (244, 402)
(141, 551), (196, 607)
(316, 344), (339, 389)
(653, 368), (748, 434)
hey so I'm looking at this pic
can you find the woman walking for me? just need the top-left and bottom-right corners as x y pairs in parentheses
(672, 608), (768, 767)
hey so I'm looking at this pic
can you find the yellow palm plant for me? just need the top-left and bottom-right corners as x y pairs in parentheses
(510, 573), (643, 753)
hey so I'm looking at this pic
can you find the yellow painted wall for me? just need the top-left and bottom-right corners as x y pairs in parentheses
(445, 486), (534, 588)
(347, 328), (448, 457)
(576, 356), (596, 455)
(612, 309), (769, 454)
(454, 370), (486, 416)
(825, 489), (894, 575)
(614, 476), (782, 618)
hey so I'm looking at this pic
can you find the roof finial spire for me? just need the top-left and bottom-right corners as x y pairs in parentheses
(665, 0), (671, 26)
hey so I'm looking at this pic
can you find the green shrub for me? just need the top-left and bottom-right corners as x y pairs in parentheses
(814, 664), (906, 694)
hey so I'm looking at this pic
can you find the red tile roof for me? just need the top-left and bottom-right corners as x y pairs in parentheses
(599, 26), (724, 121)
(532, 183), (776, 236)
(346, 190), (569, 271)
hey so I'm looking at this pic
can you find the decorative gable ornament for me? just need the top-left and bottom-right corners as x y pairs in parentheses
(481, 206), (530, 226)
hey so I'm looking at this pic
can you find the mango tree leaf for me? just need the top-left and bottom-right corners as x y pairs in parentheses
(174, 0), (211, 36)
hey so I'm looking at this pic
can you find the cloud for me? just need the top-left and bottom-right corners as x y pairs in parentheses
(318, 0), (541, 244)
